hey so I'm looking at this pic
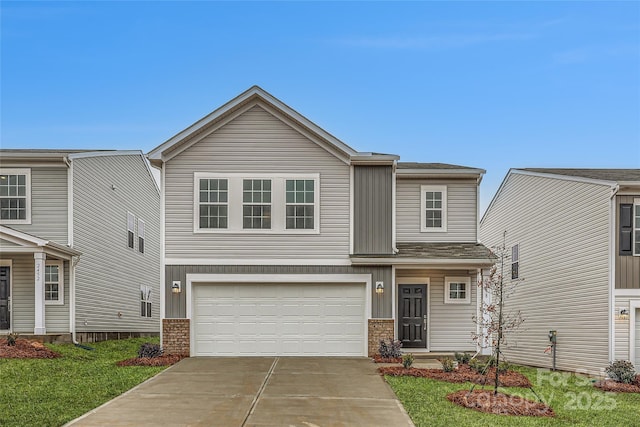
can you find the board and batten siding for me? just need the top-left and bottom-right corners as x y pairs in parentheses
(396, 178), (477, 243)
(164, 105), (350, 260)
(73, 154), (160, 332)
(7, 254), (69, 333)
(615, 195), (640, 289)
(480, 173), (611, 374)
(3, 167), (68, 245)
(396, 269), (476, 351)
(165, 265), (392, 319)
(353, 165), (393, 255)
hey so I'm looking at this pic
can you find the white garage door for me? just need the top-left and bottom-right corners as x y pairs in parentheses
(193, 283), (366, 356)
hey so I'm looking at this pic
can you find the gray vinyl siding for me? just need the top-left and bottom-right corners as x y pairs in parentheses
(616, 195), (640, 289)
(165, 264), (392, 319)
(4, 167), (68, 244)
(397, 178), (477, 243)
(353, 166), (393, 255)
(164, 105), (350, 260)
(480, 173), (611, 374)
(3, 254), (70, 333)
(614, 297), (631, 361)
(73, 155), (160, 332)
(397, 269), (476, 351)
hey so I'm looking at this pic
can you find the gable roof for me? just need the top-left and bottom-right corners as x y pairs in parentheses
(147, 86), (360, 165)
(521, 168), (640, 183)
(0, 225), (81, 259)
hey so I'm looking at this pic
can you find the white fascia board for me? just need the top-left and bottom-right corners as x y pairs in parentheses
(396, 168), (485, 177)
(148, 86), (359, 162)
(1, 226), (49, 246)
(350, 257), (495, 267)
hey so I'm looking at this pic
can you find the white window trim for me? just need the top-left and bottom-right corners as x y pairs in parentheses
(634, 198), (640, 256)
(193, 172), (320, 234)
(137, 218), (145, 254)
(44, 260), (64, 306)
(284, 178), (319, 231)
(127, 212), (135, 250)
(420, 185), (447, 232)
(511, 243), (520, 279)
(0, 168), (32, 225)
(140, 284), (152, 318)
(242, 178), (273, 230)
(444, 276), (471, 304)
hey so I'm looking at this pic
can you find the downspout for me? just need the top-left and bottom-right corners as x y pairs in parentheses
(608, 184), (619, 362)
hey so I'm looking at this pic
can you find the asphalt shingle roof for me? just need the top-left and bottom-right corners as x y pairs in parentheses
(521, 168), (640, 182)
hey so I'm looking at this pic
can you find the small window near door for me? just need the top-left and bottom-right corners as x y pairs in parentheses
(140, 285), (151, 317)
(127, 212), (135, 249)
(45, 262), (64, 305)
(444, 277), (470, 304)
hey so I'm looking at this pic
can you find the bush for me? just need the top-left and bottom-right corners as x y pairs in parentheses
(497, 361), (511, 374)
(469, 358), (489, 375)
(378, 339), (402, 359)
(454, 352), (471, 365)
(441, 357), (455, 372)
(606, 360), (637, 384)
(402, 353), (414, 369)
(6, 332), (19, 346)
(137, 342), (163, 359)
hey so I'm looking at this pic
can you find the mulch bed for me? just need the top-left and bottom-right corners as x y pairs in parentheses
(594, 376), (640, 393)
(0, 338), (61, 359)
(117, 354), (186, 367)
(447, 389), (555, 417)
(372, 355), (403, 363)
(378, 363), (531, 388)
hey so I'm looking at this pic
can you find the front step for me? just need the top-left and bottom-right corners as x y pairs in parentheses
(402, 351), (456, 360)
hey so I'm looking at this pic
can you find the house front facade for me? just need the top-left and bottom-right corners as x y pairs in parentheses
(149, 87), (494, 357)
(480, 168), (640, 374)
(0, 150), (160, 342)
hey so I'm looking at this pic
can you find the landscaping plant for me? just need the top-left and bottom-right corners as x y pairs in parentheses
(6, 333), (18, 346)
(378, 338), (402, 359)
(605, 360), (637, 384)
(441, 357), (455, 372)
(137, 342), (163, 358)
(402, 353), (414, 369)
(454, 351), (471, 365)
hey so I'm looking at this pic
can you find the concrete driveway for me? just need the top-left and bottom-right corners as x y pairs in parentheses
(67, 357), (414, 427)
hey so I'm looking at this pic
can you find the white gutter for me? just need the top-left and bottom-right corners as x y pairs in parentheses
(609, 184), (619, 362)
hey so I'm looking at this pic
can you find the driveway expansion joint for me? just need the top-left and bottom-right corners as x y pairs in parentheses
(242, 357), (279, 427)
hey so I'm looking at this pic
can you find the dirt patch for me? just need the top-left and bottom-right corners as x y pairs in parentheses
(594, 376), (640, 393)
(379, 363), (531, 388)
(372, 355), (402, 363)
(447, 389), (555, 417)
(117, 354), (186, 367)
(0, 338), (61, 359)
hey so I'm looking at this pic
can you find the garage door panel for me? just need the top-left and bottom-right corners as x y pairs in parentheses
(193, 283), (366, 356)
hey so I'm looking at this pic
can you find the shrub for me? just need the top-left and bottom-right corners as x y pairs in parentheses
(137, 342), (163, 359)
(6, 332), (18, 346)
(441, 357), (455, 372)
(378, 339), (402, 359)
(469, 358), (489, 375)
(454, 352), (471, 365)
(402, 353), (414, 369)
(497, 361), (511, 374)
(605, 360), (637, 384)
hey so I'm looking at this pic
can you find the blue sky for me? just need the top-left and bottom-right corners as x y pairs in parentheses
(2, 1), (639, 212)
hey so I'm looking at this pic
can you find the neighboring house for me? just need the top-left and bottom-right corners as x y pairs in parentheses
(0, 150), (160, 342)
(148, 86), (494, 357)
(480, 168), (640, 374)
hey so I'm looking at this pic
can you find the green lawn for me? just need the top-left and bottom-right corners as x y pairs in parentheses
(387, 365), (640, 427)
(0, 338), (169, 427)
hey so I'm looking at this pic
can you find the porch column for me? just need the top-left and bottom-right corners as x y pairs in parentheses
(34, 252), (46, 334)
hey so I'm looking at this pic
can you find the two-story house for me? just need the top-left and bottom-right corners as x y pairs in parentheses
(148, 86), (494, 357)
(0, 150), (160, 342)
(480, 168), (640, 374)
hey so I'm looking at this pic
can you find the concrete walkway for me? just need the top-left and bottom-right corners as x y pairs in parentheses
(66, 357), (414, 427)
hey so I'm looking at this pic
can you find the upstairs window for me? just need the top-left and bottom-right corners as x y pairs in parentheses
(635, 200), (640, 256)
(421, 185), (447, 232)
(445, 277), (470, 304)
(243, 179), (271, 229)
(0, 168), (31, 224)
(619, 200), (640, 256)
(140, 285), (151, 318)
(127, 212), (135, 249)
(511, 244), (519, 279)
(285, 179), (315, 230)
(137, 219), (145, 254)
(199, 178), (228, 229)
(45, 261), (64, 305)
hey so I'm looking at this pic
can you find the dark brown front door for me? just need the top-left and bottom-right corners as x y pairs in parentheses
(398, 284), (427, 348)
(0, 267), (9, 330)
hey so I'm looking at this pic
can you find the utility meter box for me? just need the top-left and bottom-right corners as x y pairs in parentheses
(548, 330), (557, 344)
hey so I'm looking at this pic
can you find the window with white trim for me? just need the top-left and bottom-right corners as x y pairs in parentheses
(45, 261), (64, 305)
(127, 212), (135, 249)
(243, 179), (271, 229)
(285, 179), (315, 230)
(444, 277), (470, 304)
(511, 244), (519, 279)
(138, 219), (145, 254)
(199, 178), (228, 229)
(140, 285), (151, 317)
(0, 168), (31, 224)
(635, 200), (640, 256)
(421, 185), (447, 232)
